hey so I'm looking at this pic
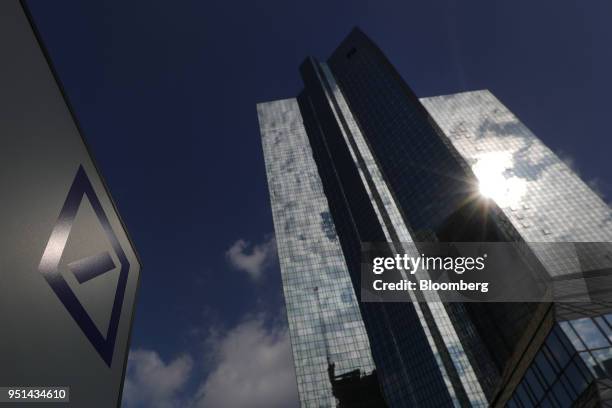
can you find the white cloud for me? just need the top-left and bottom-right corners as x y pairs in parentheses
(557, 150), (579, 174)
(122, 315), (299, 408)
(122, 350), (193, 408)
(226, 236), (277, 280)
(192, 316), (299, 408)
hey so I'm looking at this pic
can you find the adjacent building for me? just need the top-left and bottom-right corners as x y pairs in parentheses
(258, 28), (612, 407)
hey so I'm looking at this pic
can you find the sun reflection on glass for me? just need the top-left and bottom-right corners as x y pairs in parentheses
(472, 152), (526, 208)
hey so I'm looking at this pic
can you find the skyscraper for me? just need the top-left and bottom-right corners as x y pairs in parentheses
(257, 28), (612, 407)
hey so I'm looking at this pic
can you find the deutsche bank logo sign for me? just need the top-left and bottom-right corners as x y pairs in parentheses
(38, 165), (129, 367)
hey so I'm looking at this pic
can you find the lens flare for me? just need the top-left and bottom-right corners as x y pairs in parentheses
(472, 152), (526, 207)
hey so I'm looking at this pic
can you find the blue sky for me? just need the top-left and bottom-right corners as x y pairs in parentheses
(25, 0), (612, 406)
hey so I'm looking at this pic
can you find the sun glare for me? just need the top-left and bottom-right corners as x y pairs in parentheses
(472, 152), (526, 208)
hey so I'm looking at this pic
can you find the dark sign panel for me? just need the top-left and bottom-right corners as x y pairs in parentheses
(0, 1), (141, 406)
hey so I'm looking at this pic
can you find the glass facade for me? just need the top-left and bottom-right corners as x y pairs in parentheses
(298, 55), (488, 407)
(560, 314), (612, 380)
(420, 90), (612, 274)
(257, 99), (377, 407)
(508, 323), (593, 408)
(422, 90), (612, 406)
(503, 312), (612, 407)
(258, 29), (612, 407)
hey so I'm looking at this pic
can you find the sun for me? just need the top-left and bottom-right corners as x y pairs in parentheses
(471, 152), (526, 208)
